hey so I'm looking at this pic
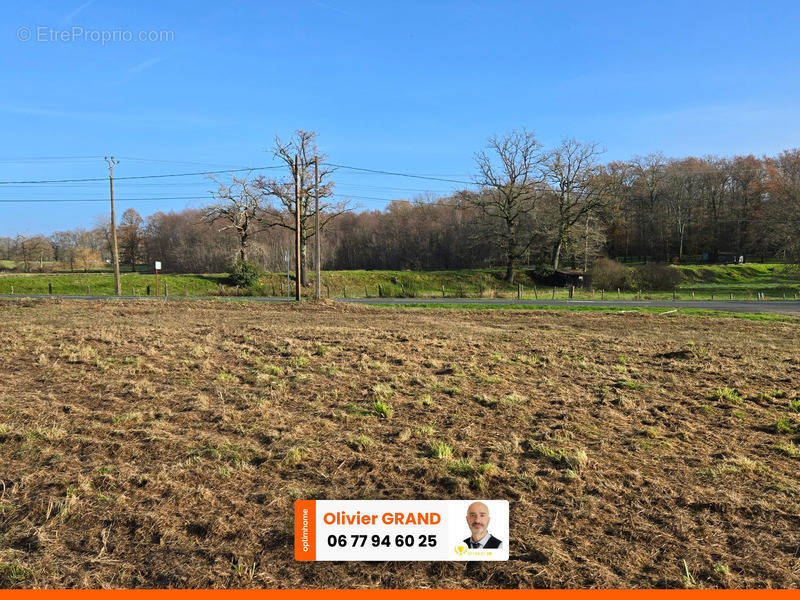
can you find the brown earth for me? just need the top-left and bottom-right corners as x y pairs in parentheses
(0, 299), (799, 589)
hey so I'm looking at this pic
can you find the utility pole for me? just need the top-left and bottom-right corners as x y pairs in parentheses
(314, 157), (321, 301)
(294, 154), (301, 301)
(105, 156), (122, 296)
(285, 249), (291, 300)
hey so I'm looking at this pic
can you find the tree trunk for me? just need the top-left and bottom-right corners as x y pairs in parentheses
(239, 233), (247, 262)
(552, 239), (563, 271)
(300, 235), (308, 287)
(505, 257), (514, 283)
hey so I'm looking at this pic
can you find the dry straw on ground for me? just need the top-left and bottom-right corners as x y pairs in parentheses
(0, 299), (799, 588)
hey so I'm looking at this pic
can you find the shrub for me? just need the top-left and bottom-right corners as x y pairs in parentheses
(528, 263), (555, 282)
(634, 262), (684, 291)
(589, 258), (634, 290)
(227, 259), (262, 288)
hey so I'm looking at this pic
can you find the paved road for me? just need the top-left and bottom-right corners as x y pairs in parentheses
(2, 293), (800, 315)
(341, 297), (800, 315)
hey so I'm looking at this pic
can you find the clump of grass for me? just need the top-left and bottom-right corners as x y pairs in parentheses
(314, 344), (326, 356)
(615, 380), (644, 390)
(216, 372), (234, 381)
(111, 412), (140, 425)
(776, 440), (800, 458)
(681, 560), (697, 588)
(447, 459), (475, 477)
(347, 434), (374, 452)
(412, 424), (436, 437)
(344, 403), (371, 417)
(418, 394), (432, 406)
(289, 355), (309, 368)
(477, 462), (496, 475)
(283, 446), (306, 466)
(714, 387), (741, 403)
(319, 364), (339, 377)
(528, 442), (588, 471)
(372, 399), (393, 418)
(759, 389), (787, 400)
(500, 392), (526, 405)
(188, 442), (245, 467)
(774, 417), (796, 434)
(617, 354), (629, 365)
(788, 399), (800, 413)
(428, 440), (453, 459)
(371, 383), (393, 398)
(713, 563), (730, 576)
(0, 562), (35, 586)
(260, 364), (284, 377)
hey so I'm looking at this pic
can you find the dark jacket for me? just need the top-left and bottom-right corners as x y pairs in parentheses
(463, 534), (502, 549)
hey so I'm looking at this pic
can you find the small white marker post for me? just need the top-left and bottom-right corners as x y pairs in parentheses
(155, 261), (161, 296)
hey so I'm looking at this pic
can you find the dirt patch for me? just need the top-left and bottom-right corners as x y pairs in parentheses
(0, 299), (799, 588)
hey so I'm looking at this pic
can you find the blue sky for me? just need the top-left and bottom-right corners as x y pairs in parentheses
(1, 0), (799, 236)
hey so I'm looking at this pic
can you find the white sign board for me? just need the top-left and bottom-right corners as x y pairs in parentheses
(154, 261), (161, 270)
(295, 499), (509, 561)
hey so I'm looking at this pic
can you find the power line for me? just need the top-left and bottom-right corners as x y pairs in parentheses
(116, 156), (247, 169)
(0, 165), (283, 185)
(0, 196), (209, 203)
(323, 162), (475, 186)
(0, 156), (105, 163)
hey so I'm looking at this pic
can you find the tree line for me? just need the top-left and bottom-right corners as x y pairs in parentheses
(2, 129), (798, 280)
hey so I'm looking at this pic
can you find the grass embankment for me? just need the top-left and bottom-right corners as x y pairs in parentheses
(675, 264), (800, 298)
(0, 269), (538, 299)
(0, 300), (799, 587)
(367, 303), (800, 323)
(0, 264), (797, 301)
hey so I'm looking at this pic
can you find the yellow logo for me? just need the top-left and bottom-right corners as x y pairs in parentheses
(454, 545), (467, 556)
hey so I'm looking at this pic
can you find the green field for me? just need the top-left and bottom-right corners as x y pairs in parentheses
(0, 264), (797, 301)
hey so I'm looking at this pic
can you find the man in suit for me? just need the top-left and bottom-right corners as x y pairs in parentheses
(463, 501), (502, 549)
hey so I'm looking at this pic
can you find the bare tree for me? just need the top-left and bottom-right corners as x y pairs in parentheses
(765, 149), (800, 267)
(14, 234), (51, 272)
(542, 139), (612, 270)
(118, 208), (144, 271)
(203, 176), (268, 263)
(254, 130), (343, 285)
(462, 128), (546, 282)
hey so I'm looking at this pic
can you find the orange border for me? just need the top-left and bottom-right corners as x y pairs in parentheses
(1, 590), (793, 597)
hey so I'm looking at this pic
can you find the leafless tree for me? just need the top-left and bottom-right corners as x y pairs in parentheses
(462, 128), (546, 282)
(542, 139), (612, 270)
(765, 149), (800, 268)
(14, 234), (52, 272)
(254, 129), (344, 285)
(118, 208), (144, 271)
(203, 176), (269, 263)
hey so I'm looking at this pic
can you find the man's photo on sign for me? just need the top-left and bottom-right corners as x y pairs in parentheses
(463, 501), (503, 549)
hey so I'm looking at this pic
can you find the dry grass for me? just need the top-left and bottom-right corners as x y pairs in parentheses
(1, 298), (799, 588)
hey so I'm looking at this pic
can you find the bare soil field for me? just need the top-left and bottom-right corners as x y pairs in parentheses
(0, 299), (799, 589)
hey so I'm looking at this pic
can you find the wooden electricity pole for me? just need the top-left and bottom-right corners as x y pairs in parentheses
(314, 157), (321, 301)
(105, 156), (122, 296)
(294, 154), (301, 301)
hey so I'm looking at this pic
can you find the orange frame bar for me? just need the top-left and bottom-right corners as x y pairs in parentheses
(294, 499), (316, 561)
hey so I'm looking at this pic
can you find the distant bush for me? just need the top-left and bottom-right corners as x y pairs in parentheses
(227, 259), (262, 288)
(590, 258), (634, 290)
(634, 263), (684, 290)
(528, 263), (555, 282)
